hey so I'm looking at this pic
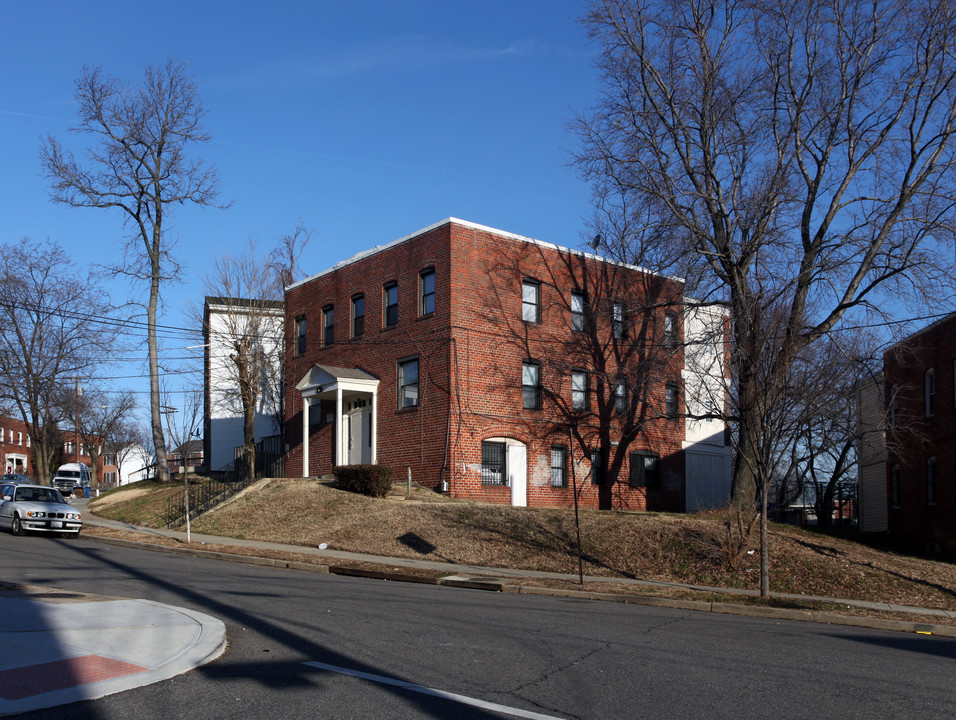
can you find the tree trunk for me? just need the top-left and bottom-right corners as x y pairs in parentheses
(148, 250), (169, 482)
(760, 477), (770, 599)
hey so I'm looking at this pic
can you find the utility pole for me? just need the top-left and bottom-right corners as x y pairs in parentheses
(74, 376), (82, 463)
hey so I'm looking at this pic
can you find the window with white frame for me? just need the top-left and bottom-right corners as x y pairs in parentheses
(522, 360), (541, 410)
(925, 368), (935, 416)
(665, 382), (679, 419)
(614, 377), (628, 415)
(420, 268), (435, 316)
(612, 302), (627, 340)
(571, 291), (587, 332)
(572, 369), (588, 411)
(295, 315), (307, 355)
(522, 279), (541, 323)
(322, 305), (334, 347)
(481, 441), (507, 485)
(351, 294), (364, 338)
(398, 357), (419, 408)
(550, 445), (568, 488)
(664, 311), (678, 349)
(383, 282), (398, 327)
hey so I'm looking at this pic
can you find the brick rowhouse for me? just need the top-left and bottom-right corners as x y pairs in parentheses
(284, 219), (730, 511)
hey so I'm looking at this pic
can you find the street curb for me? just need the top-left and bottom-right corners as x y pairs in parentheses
(83, 533), (956, 638)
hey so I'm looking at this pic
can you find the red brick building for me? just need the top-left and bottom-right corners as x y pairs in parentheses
(883, 312), (956, 552)
(0, 416), (34, 476)
(284, 219), (730, 511)
(0, 420), (119, 486)
(59, 430), (120, 487)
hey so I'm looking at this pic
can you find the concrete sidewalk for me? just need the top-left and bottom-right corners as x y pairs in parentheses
(0, 584), (225, 717)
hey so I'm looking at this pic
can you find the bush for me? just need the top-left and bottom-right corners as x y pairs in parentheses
(332, 464), (393, 498)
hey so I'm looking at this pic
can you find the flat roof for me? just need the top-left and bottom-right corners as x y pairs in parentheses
(287, 217), (682, 291)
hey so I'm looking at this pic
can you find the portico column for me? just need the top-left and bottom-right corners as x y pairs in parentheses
(334, 387), (343, 466)
(301, 397), (310, 477)
(370, 390), (377, 464)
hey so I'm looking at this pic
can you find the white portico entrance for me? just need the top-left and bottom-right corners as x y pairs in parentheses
(295, 364), (380, 476)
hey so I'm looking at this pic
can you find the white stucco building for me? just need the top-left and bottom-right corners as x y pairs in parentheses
(682, 303), (732, 511)
(203, 297), (284, 472)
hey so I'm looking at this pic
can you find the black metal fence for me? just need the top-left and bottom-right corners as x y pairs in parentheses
(163, 435), (285, 528)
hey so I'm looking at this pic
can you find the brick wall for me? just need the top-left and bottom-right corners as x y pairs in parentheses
(884, 313), (956, 552)
(285, 219), (690, 511)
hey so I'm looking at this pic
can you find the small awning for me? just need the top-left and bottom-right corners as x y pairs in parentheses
(296, 364), (380, 400)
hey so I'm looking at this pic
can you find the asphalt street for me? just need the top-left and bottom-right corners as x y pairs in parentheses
(1, 532), (954, 720)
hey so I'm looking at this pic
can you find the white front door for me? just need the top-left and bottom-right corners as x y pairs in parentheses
(347, 402), (372, 465)
(508, 444), (527, 507)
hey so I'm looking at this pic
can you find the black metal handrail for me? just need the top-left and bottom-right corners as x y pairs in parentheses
(163, 435), (284, 528)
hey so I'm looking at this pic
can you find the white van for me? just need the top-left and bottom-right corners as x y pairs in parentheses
(51, 463), (92, 494)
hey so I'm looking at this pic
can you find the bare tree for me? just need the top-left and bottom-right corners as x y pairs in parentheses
(267, 220), (314, 290)
(575, 0), (956, 596)
(478, 237), (694, 510)
(201, 239), (287, 481)
(74, 389), (137, 487)
(42, 58), (225, 483)
(0, 239), (110, 483)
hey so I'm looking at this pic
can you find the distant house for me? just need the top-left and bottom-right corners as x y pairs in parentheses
(284, 218), (731, 511)
(60, 430), (119, 486)
(0, 415), (33, 477)
(203, 296), (284, 473)
(114, 442), (153, 485)
(170, 439), (204, 474)
(880, 313), (956, 552)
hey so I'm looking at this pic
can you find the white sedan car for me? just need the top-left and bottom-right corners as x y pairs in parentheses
(0, 483), (82, 537)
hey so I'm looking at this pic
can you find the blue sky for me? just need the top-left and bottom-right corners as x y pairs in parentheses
(1, 1), (600, 417)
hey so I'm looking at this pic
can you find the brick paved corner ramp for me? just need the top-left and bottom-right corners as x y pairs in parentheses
(0, 586), (225, 716)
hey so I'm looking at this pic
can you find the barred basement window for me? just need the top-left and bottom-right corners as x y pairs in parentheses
(481, 441), (507, 485)
(550, 445), (568, 488)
